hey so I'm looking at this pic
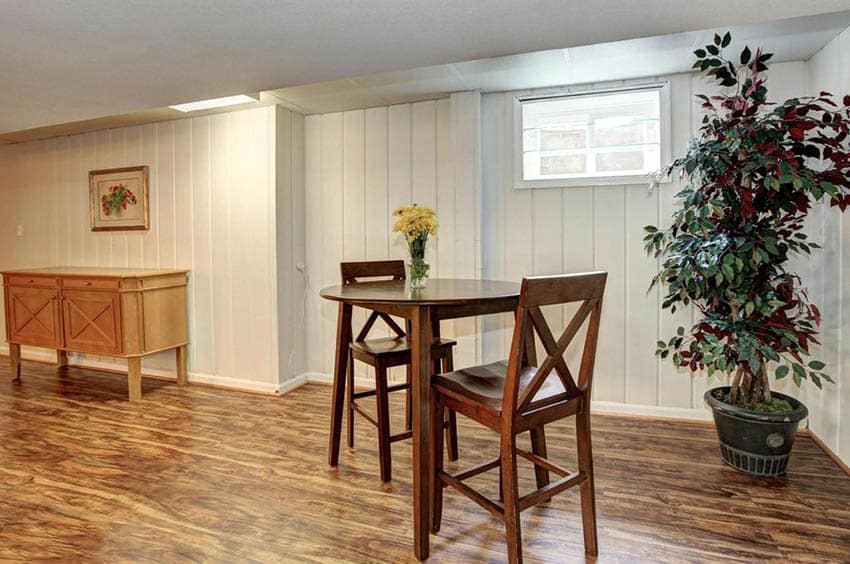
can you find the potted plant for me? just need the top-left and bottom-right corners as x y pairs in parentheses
(644, 32), (850, 476)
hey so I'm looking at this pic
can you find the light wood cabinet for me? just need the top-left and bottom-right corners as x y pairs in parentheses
(3, 267), (189, 401)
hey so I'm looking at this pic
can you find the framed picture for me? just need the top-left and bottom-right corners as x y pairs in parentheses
(89, 166), (149, 231)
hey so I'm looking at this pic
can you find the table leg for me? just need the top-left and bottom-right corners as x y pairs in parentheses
(411, 305), (432, 560)
(9, 343), (21, 380)
(57, 350), (69, 369)
(128, 357), (142, 401)
(176, 345), (188, 386)
(328, 303), (353, 467)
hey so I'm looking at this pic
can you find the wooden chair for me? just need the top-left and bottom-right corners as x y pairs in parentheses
(430, 271), (607, 563)
(339, 260), (459, 482)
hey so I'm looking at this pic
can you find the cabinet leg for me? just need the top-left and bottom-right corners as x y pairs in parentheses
(10, 343), (21, 381)
(176, 345), (188, 386)
(128, 357), (142, 401)
(57, 350), (69, 369)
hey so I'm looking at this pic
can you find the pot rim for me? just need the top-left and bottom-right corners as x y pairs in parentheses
(704, 386), (809, 423)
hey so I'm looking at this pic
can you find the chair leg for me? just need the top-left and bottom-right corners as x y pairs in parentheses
(346, 350), (355, 448)
(501, 432), (523, 564)
(442, 349), (460, 461)
(529, 426), (550, 490)
(430, 394), (445, 533)
(375, 362), (393, 482)
(576, 409), (598, 556)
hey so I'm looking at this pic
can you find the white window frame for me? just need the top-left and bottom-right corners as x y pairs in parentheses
(514, 82), (672, 190)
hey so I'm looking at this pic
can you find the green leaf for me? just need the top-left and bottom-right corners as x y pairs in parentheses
(722, 32), (731, 48)
(707, 45), (720, 56)
(775, 365), (789, 379)
(808, 360), (826, 370)
(740, 46), (752, 65)
(694, 49), (706, 58)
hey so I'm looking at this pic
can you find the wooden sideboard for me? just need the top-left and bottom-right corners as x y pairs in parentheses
(2, 267), (189, 401)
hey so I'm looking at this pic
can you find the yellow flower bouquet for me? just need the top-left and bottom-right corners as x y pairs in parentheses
(392, 204), (437, 288)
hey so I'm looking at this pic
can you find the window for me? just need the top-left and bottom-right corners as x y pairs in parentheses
(516, 83), (670, 188)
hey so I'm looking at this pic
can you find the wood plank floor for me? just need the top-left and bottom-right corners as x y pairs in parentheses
(0, 359), (848, 563)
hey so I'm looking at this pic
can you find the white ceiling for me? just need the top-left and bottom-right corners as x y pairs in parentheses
(270, 12), (850, 114)
(3, 0), (850, 136)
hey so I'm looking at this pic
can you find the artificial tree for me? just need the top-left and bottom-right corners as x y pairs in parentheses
(644, 32), (850, 409)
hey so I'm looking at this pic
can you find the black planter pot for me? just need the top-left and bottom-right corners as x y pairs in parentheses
(704, 386), (808, 477)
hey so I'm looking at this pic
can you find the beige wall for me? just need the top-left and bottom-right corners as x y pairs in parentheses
(806, 26), (850, 465)
(301, 62), (846, 432)
(0, 105), (306, 393)
(303, 92), (482, 383)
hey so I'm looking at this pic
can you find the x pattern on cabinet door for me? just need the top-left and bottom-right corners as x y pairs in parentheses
(8, 288), (59, 347)
(62, 291), (122, 355)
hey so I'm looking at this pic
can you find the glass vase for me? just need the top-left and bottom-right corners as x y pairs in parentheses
(408, 257), (430, 289)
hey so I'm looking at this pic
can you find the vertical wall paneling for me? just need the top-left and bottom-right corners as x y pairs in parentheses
(387, 104), (412, 261)
(0, 106), (294, 392)
(807, 27), (849, 463)
(305, 115), (325, 376)
(342, 110), (367, 378)
(125, 126), (144, 268)
(480, 93), (508, 363)
(450, 91), (483, 367)
(657, 73), (694, 408)
(364, 107), (389, 261)
(290, 112), (308, 377)
(320, 113), (344, 375)
(411, 101), (438, 269)
(191, 116), (214, 375)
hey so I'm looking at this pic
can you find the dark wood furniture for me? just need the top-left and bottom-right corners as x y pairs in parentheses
(339, 260), (458, 482)
(320, 278), (521, 560)
(430, 272), (607, 564)
(2, 267), (189, 401)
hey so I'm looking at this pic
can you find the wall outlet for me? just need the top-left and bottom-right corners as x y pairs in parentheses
(15, 225), (23, 238)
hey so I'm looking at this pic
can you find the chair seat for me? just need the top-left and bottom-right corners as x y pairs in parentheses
(433, 360), (566, 413)
(351, 336), (456, 357)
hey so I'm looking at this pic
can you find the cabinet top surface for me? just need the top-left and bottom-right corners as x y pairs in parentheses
(2, 266), (188, 278)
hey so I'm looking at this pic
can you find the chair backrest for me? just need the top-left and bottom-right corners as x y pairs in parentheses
(503, 271), (607, 418)
(340, 260), (407, 341)
(341, 260), (405, 285)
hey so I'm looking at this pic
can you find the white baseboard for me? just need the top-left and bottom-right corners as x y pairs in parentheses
(591, 400), (711, 421)
(1, 343), (283, 395)
(302, 371), (713, 421)
(279, 374), (308, 394)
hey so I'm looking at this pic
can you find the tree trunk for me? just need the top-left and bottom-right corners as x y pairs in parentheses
(729, 365), (771, 406)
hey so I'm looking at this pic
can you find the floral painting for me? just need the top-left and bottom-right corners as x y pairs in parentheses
(89, 166), (149, 231)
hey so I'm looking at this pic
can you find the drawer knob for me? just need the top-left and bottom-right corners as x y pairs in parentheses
(27, 279), (34, 284)
(84, 281), (92, 286)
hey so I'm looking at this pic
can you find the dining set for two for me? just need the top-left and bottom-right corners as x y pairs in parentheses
(320, 260), (607, 563)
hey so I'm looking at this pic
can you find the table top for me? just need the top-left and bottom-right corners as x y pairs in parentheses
(1, 266), (189, 278)
(320, 278), (520, 306)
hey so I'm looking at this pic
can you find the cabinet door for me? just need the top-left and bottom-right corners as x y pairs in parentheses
(5, 286), (61, 347)
(61, 290), (123, 355)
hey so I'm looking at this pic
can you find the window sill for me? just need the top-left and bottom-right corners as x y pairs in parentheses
(515, 174), (670, 190)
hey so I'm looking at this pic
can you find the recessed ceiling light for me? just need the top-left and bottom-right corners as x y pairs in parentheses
(169, 94), (260, 113)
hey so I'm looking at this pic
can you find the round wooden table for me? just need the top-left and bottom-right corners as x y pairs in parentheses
(320, 278), (521, 560)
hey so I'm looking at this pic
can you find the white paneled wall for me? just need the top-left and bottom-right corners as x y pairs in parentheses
(0, 106), (305, 392)
(301, 64), (843, 427)
(806, 27), (850, 465)
(304, 93), (482, 381)
(478, 63), (809, 417)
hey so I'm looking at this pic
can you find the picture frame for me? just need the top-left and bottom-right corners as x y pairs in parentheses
(89, 166), (149, 231)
